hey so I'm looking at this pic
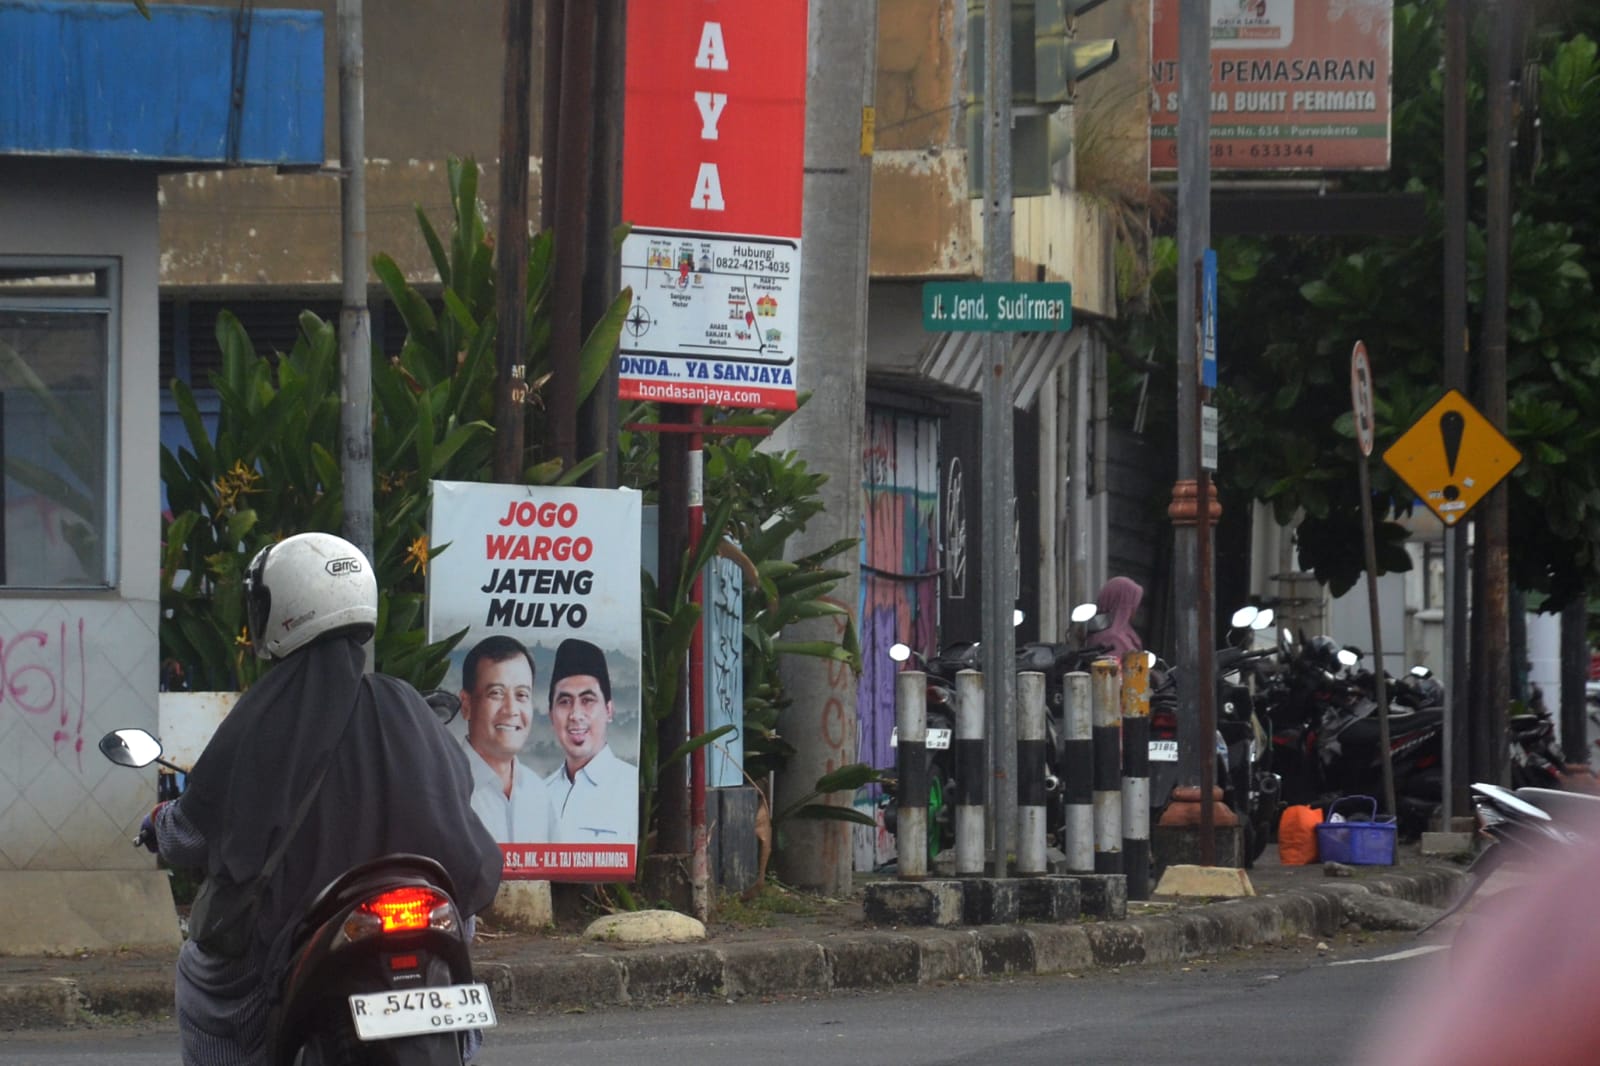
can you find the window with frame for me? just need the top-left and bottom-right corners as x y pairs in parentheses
(0, 259), (118, 588)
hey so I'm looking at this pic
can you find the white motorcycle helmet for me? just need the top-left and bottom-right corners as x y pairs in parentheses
(244, 532), (378, 661)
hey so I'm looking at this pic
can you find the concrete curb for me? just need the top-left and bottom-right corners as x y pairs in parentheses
(3, 868), (1463, 1029)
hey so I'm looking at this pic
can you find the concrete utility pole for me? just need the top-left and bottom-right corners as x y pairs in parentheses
(493, 0), (535, 484)
(1170, 0), (1210, 809)
(979, 0), (1018, 875)
(336, 0), (373, 564)
(770, 0), (875, 894)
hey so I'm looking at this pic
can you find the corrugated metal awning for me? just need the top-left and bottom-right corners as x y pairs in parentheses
(917, 326), (1085, 409)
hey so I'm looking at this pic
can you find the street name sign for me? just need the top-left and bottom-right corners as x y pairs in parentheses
(1382, 389), (1522, 526)
(922, 282), (1073, 332)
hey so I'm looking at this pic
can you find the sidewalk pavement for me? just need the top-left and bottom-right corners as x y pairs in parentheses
(0, 845), (1467, 1032)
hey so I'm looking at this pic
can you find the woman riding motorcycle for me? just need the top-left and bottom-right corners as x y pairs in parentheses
(144, 532), (502, 1065)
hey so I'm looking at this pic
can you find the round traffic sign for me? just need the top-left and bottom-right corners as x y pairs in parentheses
(1350, 341), (1375, 457)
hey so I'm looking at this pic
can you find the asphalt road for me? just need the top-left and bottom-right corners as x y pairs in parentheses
(0, 932), (1440, 1066)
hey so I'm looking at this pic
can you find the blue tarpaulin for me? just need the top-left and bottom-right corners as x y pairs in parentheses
(0, 0), (323, 165)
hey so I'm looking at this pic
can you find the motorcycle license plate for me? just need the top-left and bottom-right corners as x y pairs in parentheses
(349, 982), (497, 1041)
(890, 727), (952, 750)
(1148, 740), (1179, 762)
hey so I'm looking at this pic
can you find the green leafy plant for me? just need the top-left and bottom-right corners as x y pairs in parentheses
(159, 157), (629, 691)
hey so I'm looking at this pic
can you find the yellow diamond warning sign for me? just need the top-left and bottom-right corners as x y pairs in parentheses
(1382, 389), (1522, 526)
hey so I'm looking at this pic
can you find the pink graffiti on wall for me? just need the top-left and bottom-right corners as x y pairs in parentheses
(3, 619), (90, 771)
(857, 410), (940, 783)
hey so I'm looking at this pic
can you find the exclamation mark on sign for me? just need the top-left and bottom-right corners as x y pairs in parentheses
(1440, 410), (1465, 501)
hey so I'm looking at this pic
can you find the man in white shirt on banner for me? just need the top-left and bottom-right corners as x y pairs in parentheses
(458, 635), (556, 844)
(544, 637), (639, 844)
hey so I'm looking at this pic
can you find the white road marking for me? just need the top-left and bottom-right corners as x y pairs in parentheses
(1328, 944), (1449, 966)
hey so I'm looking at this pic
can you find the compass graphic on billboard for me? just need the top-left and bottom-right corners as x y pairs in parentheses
(625, 303), (653, 339)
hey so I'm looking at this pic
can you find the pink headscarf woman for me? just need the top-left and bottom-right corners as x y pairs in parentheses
(1091, 576), (1144, 658)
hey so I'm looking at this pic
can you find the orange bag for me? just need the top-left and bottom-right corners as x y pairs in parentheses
(1278, 804), (1324, 865)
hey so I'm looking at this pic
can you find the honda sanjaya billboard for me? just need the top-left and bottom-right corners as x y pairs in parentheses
(618, 0), (808, 410)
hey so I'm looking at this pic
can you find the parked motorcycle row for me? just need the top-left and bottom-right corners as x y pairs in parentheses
(879, 600), (1578, 869)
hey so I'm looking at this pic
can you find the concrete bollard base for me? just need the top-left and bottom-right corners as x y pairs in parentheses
(1045, 870), (1128, 918)
(1151, 824), (1244, 870)
(1016, 876), (1082, 921)
(1419, 831), (1475, 857)
(863, 880), (966, 926)
(961, 878), (1019, 925)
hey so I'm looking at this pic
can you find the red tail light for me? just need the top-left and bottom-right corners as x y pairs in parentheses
(360, 887), (449, 934)
(1150, 710), (1177, 739)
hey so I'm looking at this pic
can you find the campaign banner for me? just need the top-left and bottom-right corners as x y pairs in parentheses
(1150, 0), (1393, 172)
(619, 0), (807, 410)
(426, 482), (643, 882)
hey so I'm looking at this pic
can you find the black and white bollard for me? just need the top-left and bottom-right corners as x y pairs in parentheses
(1091, 659), (1124, 876)
(895, 670), (929, 879)
(1016, 671), (1049, 875)
(1062, 670), (1095, 872)
(1120, 650), (1151, 900)
(954, 669), (986, 876)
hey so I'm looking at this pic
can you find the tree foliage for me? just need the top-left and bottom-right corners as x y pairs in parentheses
(1112, 1), (1600, 604)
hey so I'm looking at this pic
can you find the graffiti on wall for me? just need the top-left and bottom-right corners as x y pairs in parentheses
(2, 619), (89, 771)
(855, 409), (941, 869)
(944, 457), (966, 601)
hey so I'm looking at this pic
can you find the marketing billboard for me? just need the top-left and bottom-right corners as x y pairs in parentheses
(1151, 0), (1393, 172)
(618, 0), (807, 410)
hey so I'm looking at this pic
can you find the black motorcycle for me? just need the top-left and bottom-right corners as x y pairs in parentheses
(100, 727), (494, 1065)
(1258, 637), (1447, 839)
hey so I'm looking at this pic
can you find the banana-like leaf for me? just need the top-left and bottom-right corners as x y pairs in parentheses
(813, 762), (885, 793)
(576, 287), (630, 403)
(784, 804), (878, 828)
(662, 724), (737, 768)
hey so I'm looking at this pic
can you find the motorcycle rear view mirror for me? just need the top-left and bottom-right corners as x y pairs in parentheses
(423, 689), (462, 725)
(1250, 608), (1275, 631)
(1069, 602), (1099, 624)
(889, 643), (913, 663)
(1337, 647), (1361, 668)
(1013, 608), (1025, 627)
(1230, 605), (1260, 629)
(99, 728), (167, 770)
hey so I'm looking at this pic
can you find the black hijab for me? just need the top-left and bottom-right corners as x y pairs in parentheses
(179, 636), (501, 957)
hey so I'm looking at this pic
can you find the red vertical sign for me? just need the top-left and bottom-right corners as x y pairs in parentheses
(619, 1), (808, 409)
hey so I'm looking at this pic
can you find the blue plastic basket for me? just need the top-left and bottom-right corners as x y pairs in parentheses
(1314, 796), (1397, 865)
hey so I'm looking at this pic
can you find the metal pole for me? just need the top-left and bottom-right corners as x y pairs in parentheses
(1358, 451), (1397, 817)
(981, 0), (1017, 876)
(1062, 670), (1094, 872)
(895, 670), (930, 880)
(336, 0), (372, 569)
(954, 669), (987, 875)
(1120, 650), (1151, 900)
(1172, 0), (1211, 805)
(688, 411), (709, 919)
(493, 0), (535, 483)
(1198, 466), (1215, 865)
(1017, 671), (1048, 875)
(1091, 659), (1123, 875)
(1441, 0), (1468, 826)
(1480, 0), (1514, 788)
